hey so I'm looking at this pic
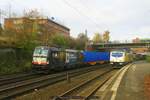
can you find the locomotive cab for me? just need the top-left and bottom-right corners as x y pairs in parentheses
(32, 46), (66, 73)
(32, 46), (50, 72)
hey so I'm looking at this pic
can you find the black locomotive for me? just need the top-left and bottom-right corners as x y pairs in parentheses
(32, 46), (82, 73)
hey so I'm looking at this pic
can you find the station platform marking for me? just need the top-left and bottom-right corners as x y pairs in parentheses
(110, 64), (132, 100)
(98, 66), (126, 92)
(95, 64), (130, 99)
(132, 65), (136, 72)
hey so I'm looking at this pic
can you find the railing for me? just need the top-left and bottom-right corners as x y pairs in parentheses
(87, 42), (150, 49)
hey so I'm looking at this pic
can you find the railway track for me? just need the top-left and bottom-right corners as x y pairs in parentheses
(0, 65), (110, 99)
(57, 69), (117, 100)
(0, 73), (41, 86)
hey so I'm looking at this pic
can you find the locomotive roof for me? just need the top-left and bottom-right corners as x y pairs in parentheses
(111, 50), (126, 52)
(35, 46), (62, 51)
(65, 49), (79, 52)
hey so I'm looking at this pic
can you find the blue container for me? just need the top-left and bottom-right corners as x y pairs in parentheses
(82, 51), (110, 62)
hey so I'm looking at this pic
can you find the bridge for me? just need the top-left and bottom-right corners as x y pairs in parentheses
(86, 42), (150, 50)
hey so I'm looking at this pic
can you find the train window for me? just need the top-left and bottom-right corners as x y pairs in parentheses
(33, 48), (48, 57)
(53, 53), (58, 58)
(59, 52), (65, 62)
(66, 52), (78, 63)
(52, 52), (58, 58)
(52, 52), (59, 64)
(52, 51), (65, 64)
(112, 52), (123, 57)
(41, 50), (48, 56)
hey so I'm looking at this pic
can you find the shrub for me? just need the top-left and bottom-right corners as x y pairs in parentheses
(146, 55), (150, 62)
(0, 48), (33, 75)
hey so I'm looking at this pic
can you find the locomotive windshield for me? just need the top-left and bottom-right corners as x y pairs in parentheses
(111, 52), (123, 57)
(33, 47), (48, 57)
(111, 51), (124, 57)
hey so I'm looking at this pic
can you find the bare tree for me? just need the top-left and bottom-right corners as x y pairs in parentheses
(24, 9), (42, 18)
(103, 30), (110, 43)
(76, 33), (89, 50)
(92, 32), (103, 43)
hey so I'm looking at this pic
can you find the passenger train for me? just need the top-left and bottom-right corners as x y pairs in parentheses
(110, 50), (133, 67)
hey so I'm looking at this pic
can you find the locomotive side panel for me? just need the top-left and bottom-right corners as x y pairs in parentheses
(32, 46), (66, 73)
(65, 49), (81, 68)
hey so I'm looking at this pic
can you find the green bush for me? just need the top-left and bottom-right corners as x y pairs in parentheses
(146, 55), (150, 62)
(0, 48), (33, 75)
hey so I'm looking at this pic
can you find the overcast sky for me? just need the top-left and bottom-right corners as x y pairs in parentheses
(0, 0), (150, 41)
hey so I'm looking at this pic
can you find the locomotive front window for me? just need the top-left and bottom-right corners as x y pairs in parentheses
(112, 52), (123, 57)
(33, 48), (48, 57)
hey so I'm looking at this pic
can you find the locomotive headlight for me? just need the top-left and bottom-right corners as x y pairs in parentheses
(119, 63), (123, 65)
(47, 61), (49, 64)
(41, 58), (48, 64)
(32, 57), (48, 65)
(41, 58), (47, 62)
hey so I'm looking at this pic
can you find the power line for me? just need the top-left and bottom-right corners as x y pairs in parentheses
(8, 3), (12, 18)
(61, 0), (104, 30)
(78, 0), (108, 29)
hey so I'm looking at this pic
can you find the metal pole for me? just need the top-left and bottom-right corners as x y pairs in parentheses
(0, 9), (1, 24)
(66, 72), (70, 83)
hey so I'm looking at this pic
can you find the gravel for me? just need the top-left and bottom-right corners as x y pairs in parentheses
(15, 66), (111, 100)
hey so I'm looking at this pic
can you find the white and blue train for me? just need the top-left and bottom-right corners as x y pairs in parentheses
(110, 50), (133, 67)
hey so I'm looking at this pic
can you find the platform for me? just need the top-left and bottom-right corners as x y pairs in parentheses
(94, 61), (150, 100)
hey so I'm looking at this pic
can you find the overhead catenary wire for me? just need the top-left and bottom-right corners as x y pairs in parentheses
(61, 0), (104, 31)
(78, 0), (109, 29)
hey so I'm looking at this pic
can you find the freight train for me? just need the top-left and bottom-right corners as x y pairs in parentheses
(32, 46), (110, 73)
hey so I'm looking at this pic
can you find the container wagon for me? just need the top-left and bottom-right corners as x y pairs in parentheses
(82, 51), (110, 65)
